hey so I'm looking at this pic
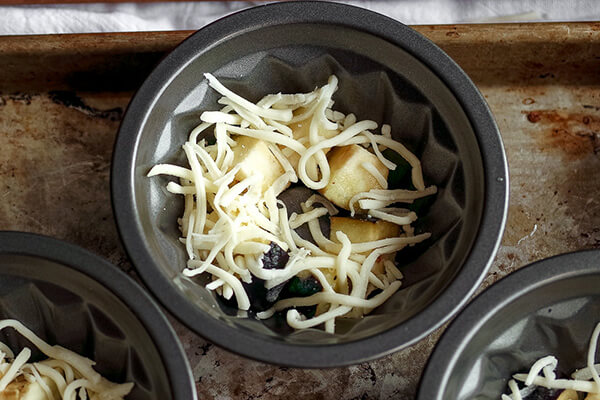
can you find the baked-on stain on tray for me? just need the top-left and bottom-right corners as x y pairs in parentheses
(524, 108), (600, 158)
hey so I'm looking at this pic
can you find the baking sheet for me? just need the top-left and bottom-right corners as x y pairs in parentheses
(0, 23), (599, 399)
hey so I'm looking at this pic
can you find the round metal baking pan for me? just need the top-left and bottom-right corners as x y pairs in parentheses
(112, 1), (508, 367)
(0, 231), (196, 400)
(418, 249), (600, 399)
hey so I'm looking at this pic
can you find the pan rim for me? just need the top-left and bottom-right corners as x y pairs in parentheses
(0, 231), (197, 400)
(111, 0), (509, 367)
(417, 249), (600, 399)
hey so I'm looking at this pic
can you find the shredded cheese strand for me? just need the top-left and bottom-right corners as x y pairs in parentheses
(267, 281), (402, 311)
(184, 264), (250, 310)
(298, 120), (377, 189)
(0, 320), (133, 399)
(524, 356), (558, 386)
(335, 231), (352, 289)
(589, 323), (600, 388)
(361, 161), (388, 189)
(0, 347), (30, 391)
(24, 364), (56, 400)
(204, 73), (293, 122)
(368, 209), (418, 226)
(504, 322), (600, 398)
(289, 208), (329, 230)
(201, 111), (242, 125)
(34, 363), (67, 394)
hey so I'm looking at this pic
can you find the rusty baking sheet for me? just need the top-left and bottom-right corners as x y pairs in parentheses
(0, 23), (599, 399)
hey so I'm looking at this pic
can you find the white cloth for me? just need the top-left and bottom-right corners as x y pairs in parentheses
(0, 0), (597, 35)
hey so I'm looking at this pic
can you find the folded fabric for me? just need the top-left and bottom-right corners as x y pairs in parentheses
(0, 0), (599, 35)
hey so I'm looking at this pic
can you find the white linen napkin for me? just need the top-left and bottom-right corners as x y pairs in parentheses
(0, 0), (597, 35)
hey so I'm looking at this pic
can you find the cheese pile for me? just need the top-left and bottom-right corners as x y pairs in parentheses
(502, 322), (600, 400)
(0, 319), (133, 400)
(149, 73), (436, 332)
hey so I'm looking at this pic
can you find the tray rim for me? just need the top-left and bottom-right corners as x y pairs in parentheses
(0, 20), (600, 49)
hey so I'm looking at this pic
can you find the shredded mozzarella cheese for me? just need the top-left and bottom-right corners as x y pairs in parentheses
(361, 162), (388, 189)
(149, 74), (435, 332)
(502, 322), (600, 399)
(0, 319), (133, 399)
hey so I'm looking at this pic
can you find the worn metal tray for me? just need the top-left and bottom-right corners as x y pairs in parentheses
(0, 23), (599, 399)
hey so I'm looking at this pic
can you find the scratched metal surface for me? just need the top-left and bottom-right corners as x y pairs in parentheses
(0, 23), (599, 399)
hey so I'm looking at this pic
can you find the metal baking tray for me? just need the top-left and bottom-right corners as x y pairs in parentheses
(0, 22), (598, 398)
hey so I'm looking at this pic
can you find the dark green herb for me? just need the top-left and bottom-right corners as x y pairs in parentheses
(383, 148), (413, 190)
(409, 194), (435, 215)
(277, 276), (322, 319)
(284, 276), (322, 297)
(296, 305), (317, 319)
